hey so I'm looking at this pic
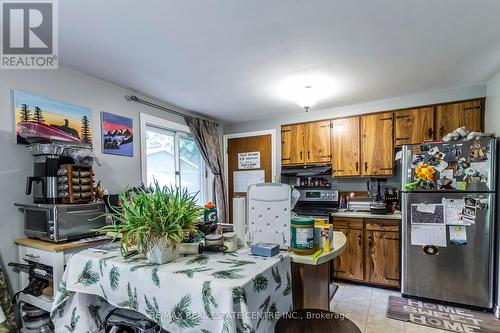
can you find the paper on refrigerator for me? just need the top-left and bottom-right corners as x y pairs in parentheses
(411, 225), (447, 247)
(449, 225), (467, 245)
(442, 198), (473, 225)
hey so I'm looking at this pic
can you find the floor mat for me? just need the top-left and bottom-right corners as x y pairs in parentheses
(386, 295), (500, 333)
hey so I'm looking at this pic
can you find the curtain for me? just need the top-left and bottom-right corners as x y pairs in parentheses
(185, 117), (227, 224)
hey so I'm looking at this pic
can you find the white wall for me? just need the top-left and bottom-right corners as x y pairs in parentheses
(486, 71), (500, 134)
(0, 67), (196, 291)
(224, 85), (487, 183)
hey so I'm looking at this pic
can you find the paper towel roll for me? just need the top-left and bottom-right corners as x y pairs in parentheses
(232, 197), (246, 245)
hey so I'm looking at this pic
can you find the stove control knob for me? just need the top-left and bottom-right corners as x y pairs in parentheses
(49, 234), (55, 240)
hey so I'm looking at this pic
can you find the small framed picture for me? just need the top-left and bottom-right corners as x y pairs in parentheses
(101, 112), (133, 157)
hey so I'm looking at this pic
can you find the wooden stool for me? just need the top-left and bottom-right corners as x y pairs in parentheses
(275, 309), (362, 333)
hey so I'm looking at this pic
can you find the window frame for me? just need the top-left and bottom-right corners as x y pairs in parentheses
(140, 113), (208, 203)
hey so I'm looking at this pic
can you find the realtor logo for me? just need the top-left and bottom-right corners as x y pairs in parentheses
(1, 0), (58, 69)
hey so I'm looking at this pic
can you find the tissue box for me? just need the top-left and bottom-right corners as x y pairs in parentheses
(314, 221), (334, 252)
(251, 242), (280, 257)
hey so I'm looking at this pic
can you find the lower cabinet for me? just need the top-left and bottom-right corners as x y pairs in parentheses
(332, 217), (401, 288)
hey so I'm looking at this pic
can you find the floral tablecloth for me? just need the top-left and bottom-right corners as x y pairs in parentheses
(50, 247), (292, 333)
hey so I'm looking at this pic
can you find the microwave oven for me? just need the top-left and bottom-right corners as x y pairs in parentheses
(15, 202), (107, 242)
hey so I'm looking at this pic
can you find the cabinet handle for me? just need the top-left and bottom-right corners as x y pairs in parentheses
(439, 126), (445, 137)
(355, 162), (359, 171)
(364, 162), (368, 172)
(307, 151), (310, 159)
(380, 117), (393, 121)
(300, 151), (303, 160)
(368, 236), (373, 248)
(282, 158), (291, 161)
(395, 115), (410, 119)
(427, 128), (433, 139)
(320, 154), (332, 158)
(385, 237), (399, 241)
(358, 235), (362, 246)
(395, 137), (410, 141)
(384, 276), (399, 281)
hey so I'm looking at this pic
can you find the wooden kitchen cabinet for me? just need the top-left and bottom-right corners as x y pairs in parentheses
(305, 120), (331, 163)
(332, 218), (364, 281)
(394, 107), (434, 146)
(361, 112), (394, 176)
(281, 124), (305, 165)
(435, 99), (484, 139)
(365, 220), (400, 287)
(332, 218), (400, 288)
(331, 117), (361, 176)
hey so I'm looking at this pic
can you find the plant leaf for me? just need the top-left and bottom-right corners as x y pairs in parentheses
(151, 266), (160, 287)
(271, 267), (282, 291)
(76, 260), (100, 286)
(252, 274), (269, 293)
(232, 286), (247, 305)
(170, 294), (201, 328)
(202, 281), (218, 319)
(211, 268), (244, 280)
(109, 266), (120, 290)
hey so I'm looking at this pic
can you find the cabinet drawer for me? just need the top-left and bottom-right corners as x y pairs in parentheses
(333, 218), (363, 230)
(365, 219), (400, 232)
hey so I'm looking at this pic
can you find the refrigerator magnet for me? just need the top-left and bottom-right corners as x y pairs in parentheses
(468, 141), (488, 162)
(422, 245), (439, 256)
(449, 226), (467, 245)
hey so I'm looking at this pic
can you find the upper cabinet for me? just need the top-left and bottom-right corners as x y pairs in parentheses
(281, 123), (305, 165)
(361, 112), (394, 176)
(281, 121), (330, 165)
(394, 107), (434, 146)
(435, 99), (484, 139)
(280, 98), (485, 174)
(305, 120), (331, 164)
(331, 117), (361, 176)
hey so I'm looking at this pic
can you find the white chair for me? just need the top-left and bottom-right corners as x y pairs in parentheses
(246, 183), (291, 249)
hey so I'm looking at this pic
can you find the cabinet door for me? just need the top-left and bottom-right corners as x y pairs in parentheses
(394, 107), (434, 146)
(331, 117), (361, 176)
(305, 120), (331, 163)
(462, 100), (483, 133)
(365, 230), (400, 287)
(435, 103), (461, 139)
(333, 227), (364, 281)
(361, 112), (394, 176)
(281, 124), (305, 165)
(435, 100), (483, 139)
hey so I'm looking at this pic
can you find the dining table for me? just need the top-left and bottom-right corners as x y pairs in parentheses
(50, 246), (292, 333)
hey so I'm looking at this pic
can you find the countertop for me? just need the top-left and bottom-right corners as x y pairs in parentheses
(14, 236), (110, 251)
(330, 211), (402, 220)
(288, 231), (346, 265)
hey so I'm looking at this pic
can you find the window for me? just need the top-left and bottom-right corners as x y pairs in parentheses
(141, 114), (207, 204)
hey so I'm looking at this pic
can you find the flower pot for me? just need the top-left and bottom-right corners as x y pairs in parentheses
(146, 238), (180, 264)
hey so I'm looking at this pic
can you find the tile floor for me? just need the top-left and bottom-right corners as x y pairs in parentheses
(331, 282), (449, 333)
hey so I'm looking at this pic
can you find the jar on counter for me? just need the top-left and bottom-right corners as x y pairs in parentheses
(290, 217), (315, 255)
(223, 232), (238, 252)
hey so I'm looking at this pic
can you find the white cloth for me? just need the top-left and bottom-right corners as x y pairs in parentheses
(51, 248), (292, 333)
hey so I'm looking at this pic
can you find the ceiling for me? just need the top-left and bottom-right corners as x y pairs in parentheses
(59, 0), (500, 123)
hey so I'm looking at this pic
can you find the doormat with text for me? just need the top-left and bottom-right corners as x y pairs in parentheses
(386, 296), (500, 333)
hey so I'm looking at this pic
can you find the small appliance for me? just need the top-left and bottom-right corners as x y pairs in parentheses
(15, 202), (107, 242)
(367, 178), (388, 214)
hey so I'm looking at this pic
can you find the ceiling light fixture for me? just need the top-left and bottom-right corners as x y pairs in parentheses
(295, 85), (318, 112)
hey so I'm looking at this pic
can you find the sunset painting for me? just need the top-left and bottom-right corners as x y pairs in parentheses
(101, 111), (133, 157)
(15, 90), (93, 145)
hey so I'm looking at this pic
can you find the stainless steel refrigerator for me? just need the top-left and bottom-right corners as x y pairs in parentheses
(401, 137), (496, 309)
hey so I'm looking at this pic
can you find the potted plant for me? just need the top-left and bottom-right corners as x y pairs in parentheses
(96, 182), (203, 264)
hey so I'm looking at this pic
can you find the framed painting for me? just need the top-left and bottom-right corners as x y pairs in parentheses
(101, 111), (133, 157)
(14, 89), (93, 145)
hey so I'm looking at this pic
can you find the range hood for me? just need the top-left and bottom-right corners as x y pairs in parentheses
(281, 163), (332, 176)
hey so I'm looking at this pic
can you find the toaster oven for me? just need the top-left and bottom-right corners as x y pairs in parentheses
(15, 202), (107, 242)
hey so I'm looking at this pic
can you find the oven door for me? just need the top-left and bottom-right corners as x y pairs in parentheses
(24, 207), (52, 240)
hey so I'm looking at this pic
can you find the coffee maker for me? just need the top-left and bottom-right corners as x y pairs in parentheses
(25, 144), (74, 204)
